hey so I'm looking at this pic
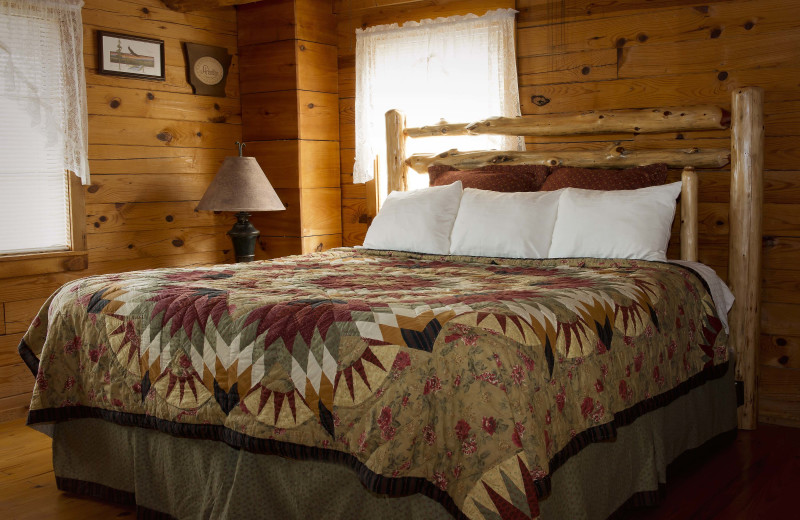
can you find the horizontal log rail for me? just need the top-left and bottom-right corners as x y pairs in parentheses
(403, 105), (731, 139)
(405, 146), (731, 173)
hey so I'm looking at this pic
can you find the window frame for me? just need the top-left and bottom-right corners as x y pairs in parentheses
(0, 172), (87, 279)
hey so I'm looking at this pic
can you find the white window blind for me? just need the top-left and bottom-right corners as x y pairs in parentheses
(0, 0), (88, 255)
(354, 9), (523, 188)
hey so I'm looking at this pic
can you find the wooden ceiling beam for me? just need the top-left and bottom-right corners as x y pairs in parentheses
(161, 0), (261, 12)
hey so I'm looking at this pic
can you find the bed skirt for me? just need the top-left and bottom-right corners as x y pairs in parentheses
(51, 365), (736, 520)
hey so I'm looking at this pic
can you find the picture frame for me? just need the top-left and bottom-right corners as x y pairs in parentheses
(97, 31), (165, 81)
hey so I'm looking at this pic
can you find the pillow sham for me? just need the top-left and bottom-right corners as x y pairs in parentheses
(428, 164), (549, 192)
(450, 188), (563, 258)
(362, 181), (463, 255)
(540, 163), (668, 191)
(548, 182), (682, 261)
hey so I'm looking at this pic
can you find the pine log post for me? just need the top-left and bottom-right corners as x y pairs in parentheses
(365, 155), (380, 217)
(385, 109), (408, 193)
(464, 105), (731, 136)
(680, 166), (698, 262)
(728, 86), (764, 430)
(405, 147), (730, 173)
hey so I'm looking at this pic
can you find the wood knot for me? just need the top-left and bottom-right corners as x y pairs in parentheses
(777, 337), (788, 346)
(358, 214), (372, 224)
(710, 28), (722, 38)
(109, 98), (121, 109)
(99, 215), (107, 222)
(717, 71), (728, 81)
(744, 21), (754, 30)
(615, 37), (627, 48)
(196, 132), (202, 137)
(94, 222), (100, 228)
(315, 243), (324, 252)
(663, 110), (672, 116)
(615, 146), (625, 154)
(676, 133), (685, 140)
(693, 6), (709, 13)
(530, 95), (550, 107)
(141, 7), (150, 14)
(299, 44), (306, 51)
(87, 185), (99, 193)
(172, 239), (184, 247)
(147, 92), (155, 100)
(157, 131), (173, 142)
(307, 103), (314, 109)
(581, 66), (590, 75)
(636, 33), (648, 42)
(165, 215), (174, 222)
(778, 355), (789, 365)
(209, 116), (227, 123)
(128, 244), (134, 249)
(214, 103), (220, 110)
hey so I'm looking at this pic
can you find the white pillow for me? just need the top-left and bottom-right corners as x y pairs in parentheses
(363, 181), (463, 255)
(548, 182), (682, 261)
(450, 188), (562, 258)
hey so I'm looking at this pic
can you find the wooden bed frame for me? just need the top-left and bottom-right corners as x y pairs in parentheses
(376, 87), (764, 430)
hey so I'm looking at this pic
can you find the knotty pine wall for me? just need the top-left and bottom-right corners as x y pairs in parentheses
(337, 0), (800, 427)
(0, 0), (242, 421)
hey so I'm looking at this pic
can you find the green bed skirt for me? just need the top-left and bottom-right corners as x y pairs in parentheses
(51, 365), (736, 519)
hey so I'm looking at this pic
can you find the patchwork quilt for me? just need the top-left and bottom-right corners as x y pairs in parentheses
(20, 248), (729, 519)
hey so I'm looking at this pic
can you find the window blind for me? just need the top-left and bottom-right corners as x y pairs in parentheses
(0, 12), (71, 255)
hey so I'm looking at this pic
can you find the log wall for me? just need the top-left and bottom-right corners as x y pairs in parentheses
(336, 0), (800, 427)
(0, 0), (242, 421)
(238, 0), (342, 257)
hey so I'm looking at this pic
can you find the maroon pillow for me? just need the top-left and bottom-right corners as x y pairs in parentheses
(540, 163), (669, 191)
(428, 164), (550, 192)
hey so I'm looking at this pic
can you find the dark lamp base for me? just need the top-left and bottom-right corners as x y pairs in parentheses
(227, 212), (260, 263)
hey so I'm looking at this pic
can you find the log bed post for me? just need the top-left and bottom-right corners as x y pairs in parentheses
(386, 109), (408, 193)
(680, 166), (698, 262)
(729, 86), (764, 430)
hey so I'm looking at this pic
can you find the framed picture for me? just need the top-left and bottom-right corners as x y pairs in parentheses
(97, 31), (165, 81)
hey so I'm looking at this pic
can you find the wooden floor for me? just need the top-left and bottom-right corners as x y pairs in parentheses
(0, 419), (797, 519)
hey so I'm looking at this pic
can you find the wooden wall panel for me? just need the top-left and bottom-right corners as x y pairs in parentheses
(336, 0), (800, 427)
(239, 0), (342, 258)
(0, 0), (242, 422)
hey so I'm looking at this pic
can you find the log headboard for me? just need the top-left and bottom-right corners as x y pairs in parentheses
(378, 87), (764, 430)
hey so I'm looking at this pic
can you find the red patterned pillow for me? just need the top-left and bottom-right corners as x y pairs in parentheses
(428, 164), (550, 192)
(540, 163), (669, 191)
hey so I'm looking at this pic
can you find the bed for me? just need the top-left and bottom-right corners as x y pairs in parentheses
(18, 87), (764, 519)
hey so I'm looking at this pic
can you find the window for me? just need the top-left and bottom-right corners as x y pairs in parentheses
(353, 8), (522, 189)
(0, 0), (89, 258)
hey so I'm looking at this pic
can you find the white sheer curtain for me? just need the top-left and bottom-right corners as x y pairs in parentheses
(0, 0), (89, 184)
(353, 8), (523, 186)
(0, 0), (88, 254)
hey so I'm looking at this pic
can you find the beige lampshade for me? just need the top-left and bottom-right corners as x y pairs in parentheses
(196, 156), (285, 212)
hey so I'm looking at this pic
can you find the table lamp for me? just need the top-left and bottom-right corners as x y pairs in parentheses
(196, 142), (285, 262)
